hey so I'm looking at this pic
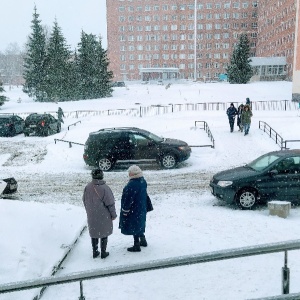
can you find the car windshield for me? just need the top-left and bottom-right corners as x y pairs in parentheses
(247, 153), (280, 171)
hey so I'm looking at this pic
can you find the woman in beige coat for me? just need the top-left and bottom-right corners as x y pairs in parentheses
(83, 169), (117, 259)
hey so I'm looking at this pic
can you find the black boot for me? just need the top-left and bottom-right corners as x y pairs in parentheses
(140, 235), (148, 247)
(92, 238), (100, 259)
(127, 236), (141, 252)
(100, 237), (109, 259)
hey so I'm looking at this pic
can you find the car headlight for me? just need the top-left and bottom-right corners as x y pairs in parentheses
(217, 180), (233, 187)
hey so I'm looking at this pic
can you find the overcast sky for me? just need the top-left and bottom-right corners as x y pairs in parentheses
(0, 0), (107, 52)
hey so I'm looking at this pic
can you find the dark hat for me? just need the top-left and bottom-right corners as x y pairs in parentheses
(230, 102), (234, 106)
(91, 168), (104, 179)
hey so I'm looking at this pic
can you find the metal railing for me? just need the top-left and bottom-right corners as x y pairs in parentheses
(1, 239), (300, 299)
(67, 120), (81, 130)
(258, 121), (300, 149)
(193, 120), (215, 148)
(54, 139), (84, 148)
(259, 121), (284, 148)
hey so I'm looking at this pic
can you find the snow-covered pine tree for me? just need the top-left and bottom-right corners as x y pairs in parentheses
(0, 81), (8, 106)
(227, 33), (253, 84)
(23, 6), (47, 101)
(77, 32), (113, 99)
(43, 20), (72, 102)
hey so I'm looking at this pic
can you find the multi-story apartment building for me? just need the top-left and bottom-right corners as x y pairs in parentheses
(256, 0), (297, 80)
(107, 0), (258, 81)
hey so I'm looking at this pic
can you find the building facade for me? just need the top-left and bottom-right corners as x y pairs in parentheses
(256, 0), (297, 80)
(292, 0), (300, 101)
(106, 0), (258, 81)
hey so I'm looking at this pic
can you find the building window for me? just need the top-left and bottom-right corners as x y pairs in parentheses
(119, 26), (125, 32)
(128, 35), (134, 41)
(119, 6), (125, 12)
(171, 24), (178, 30)
(215, 24), (221, 29)
(224, 13), (230, 19)
(120, 35), (125, 41)
(215, 3), (221, 9)
(137, 45), (143, 50)
(188, 24), (194, 30)
(180, 25), (186, 30)
(180, 4), (185, 10)
(137, 35), (143, 41)
(120, 55), (126, 61)
(224, 3), (231, 8)
(153, 5), (159, 11)
(171, 5), (177, 10)
(198, 24), (204, 30)
(206, 24), (212, 30)
(180, 34), (186, 40)
(162, 5), (168, 10)
(128, 45), (134, 51)
(136, 26), (143, 31)
(232, 13), (239, 19)
(163, 25), (168, 31)
(145, 26), (151, 31)
(252, 22), (258, 28)
(128, 25), (134, 31)
(136, 6), (142, 12)
(120, 64), (126, 71)
(242, 2), (249, 8)
(206, 3), (212, 9)
(233, 2), (240, 8)
(119, 16), (125, 22)
(129, 54), (134, 60)
(128, 6), (134, 12)
(120, 45), (126, 51)
(214, 33), (221, 39)
(145, 5), (151, 11)
(215, 13), (221, 19)
(129, 65), (135, 70)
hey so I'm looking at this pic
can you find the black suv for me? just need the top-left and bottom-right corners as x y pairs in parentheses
(0, 114), (25, 137)
(24, 113), (61, 137)
(210, 149), (300, 209)
(83, 127), (191, 171)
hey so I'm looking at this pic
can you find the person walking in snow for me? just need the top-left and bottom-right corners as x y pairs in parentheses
(237, 104), (244, 132)
(57, 107), (65, 124)
(241, 104), (253, 136)
(83, 168), (117, 259)
(245, 97), (252, 110)
(226, 103), (238, 132)
(119, 165), (148, 252)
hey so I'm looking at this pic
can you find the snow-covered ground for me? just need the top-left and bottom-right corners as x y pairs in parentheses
(0, 81), (300, 300)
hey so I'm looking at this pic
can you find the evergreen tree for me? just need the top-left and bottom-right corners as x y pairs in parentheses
(0, 80), (8, 106)
(77, 32), (113, 99)
(43, 20), (72, 101)
(227, 34), (253, 84)
(23, 6), (47, 101)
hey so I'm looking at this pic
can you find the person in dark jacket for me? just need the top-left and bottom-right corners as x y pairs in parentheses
(241, 104), (253, 135)
(237, 104), (244, 132)
(226, 103), (238, 132)
(245, 97), (252, 110)
(83, 168), (117, 259)
(57, 107), (64, 123)
(119, 165), (148, 252)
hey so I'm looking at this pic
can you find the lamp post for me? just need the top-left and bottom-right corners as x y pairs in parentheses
(194, 0), (197, 81)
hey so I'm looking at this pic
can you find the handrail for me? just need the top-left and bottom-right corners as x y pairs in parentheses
(258, 121), (300, 149)
(193, 120), (215, 148)
(259, 121), (284, 148)
(67, 120), (81, 130)
(1, 239), (300, 297)
(54, 139), (84, 148)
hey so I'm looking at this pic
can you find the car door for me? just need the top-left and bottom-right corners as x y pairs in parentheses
(112, 133), (134, 161)
(266, 157), (300, 201)
(128, 133), (157, 161)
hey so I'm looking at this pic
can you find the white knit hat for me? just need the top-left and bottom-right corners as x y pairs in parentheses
(128, 165), (143, 178)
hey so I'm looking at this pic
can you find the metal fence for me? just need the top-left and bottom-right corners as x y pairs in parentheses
(193, 120), (215, 148)
(1, 239), (300, 299)
(6, 100), (298, 120)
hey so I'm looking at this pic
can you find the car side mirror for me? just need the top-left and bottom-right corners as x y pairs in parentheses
(269, 169), (278, 176)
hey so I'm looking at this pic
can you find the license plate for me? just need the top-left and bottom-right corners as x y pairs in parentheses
(29, 125), (36, 128)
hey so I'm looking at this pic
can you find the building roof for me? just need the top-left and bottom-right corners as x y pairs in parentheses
(250, 57), (286, 66)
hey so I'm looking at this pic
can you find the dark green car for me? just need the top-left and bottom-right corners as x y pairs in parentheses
(24, 113), (61, 137)
(0, 114), (25, 137)
(210, 150), (300, 209)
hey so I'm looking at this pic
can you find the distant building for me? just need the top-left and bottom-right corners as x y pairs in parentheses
(106, 0), (258, 82)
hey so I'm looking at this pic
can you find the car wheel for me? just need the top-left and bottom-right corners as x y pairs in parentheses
(236, 189), (257, 209)
(161, 153), (177, 169)
(44, 128), (50, 137)
(98, 158), (114, 171)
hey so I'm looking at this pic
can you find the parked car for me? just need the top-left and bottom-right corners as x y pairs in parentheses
(83, 127), (191, 171)
(157, 80), (164, 85)
(0, 114), (25, 137)
(111, 81), (126, 87)
(210, 149), (300, 209)
(0, 177), (18, 197)
(24, 113), (61, 137)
